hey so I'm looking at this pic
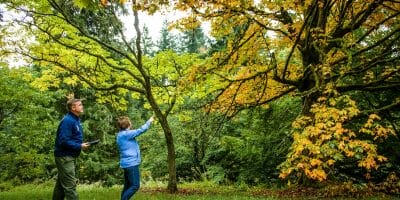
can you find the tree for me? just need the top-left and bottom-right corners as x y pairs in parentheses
(141, 25), (156, 56)
(181, 26), (207, 54)
(164, 0), (400, 183)
(0, 0), (203, 192)
(0, 66), (58, 184)
(157, 20), (177, 52)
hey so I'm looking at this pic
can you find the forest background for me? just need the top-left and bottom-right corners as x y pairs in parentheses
(0, 0), (400, 198)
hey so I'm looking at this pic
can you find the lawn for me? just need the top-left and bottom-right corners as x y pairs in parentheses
(0, 181), (275, 200)
(0, 181), (398, 200)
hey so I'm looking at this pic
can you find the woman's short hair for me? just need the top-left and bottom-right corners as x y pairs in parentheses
(117, 116), (131, 130)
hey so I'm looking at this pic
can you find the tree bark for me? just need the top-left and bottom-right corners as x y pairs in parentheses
(156, 112), (177, 192)
(146, 92), (178, 193)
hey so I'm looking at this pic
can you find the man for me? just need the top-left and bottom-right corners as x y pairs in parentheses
(53, 98), (90, 200)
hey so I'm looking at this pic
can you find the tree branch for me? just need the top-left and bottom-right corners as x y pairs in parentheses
(29, 20), (146, 86)
(46, 0), (141, 71)
(363, 99), (400, 116)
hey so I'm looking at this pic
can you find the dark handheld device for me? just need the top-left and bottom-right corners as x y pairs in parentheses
(88, 139), (100, 145)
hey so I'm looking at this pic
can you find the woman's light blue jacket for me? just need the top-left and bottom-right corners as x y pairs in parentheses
(116, 119), (152, 168)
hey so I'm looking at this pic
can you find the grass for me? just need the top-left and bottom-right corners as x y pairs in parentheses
(0, 181), (399, 200)
(0, 181), (276, 200)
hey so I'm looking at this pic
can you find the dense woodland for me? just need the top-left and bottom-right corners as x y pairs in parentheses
(0, 0), (400, 196)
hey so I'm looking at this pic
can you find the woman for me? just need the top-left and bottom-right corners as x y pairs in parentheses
(116, 115), (154, 200)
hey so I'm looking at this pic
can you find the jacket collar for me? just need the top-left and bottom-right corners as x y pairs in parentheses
(68, 111), (80, 120)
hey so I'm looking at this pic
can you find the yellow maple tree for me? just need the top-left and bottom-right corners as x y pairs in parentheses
(159, 0), (400, 183)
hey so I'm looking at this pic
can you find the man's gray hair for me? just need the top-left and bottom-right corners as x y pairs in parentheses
(66, 98), (81, 111)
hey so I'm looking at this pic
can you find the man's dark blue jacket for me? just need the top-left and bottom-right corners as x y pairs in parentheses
(54, 112), (83, 157)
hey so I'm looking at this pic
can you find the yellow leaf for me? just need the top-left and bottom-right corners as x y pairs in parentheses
(310, 159), (322, 167)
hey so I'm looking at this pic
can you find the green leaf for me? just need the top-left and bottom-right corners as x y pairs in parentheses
(73, 0), (92, 9)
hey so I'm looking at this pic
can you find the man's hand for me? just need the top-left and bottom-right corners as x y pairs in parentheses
(81, 142), (90, 150)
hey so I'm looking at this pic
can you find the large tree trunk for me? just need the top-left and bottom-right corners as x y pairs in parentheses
(298, 67), (319, 115)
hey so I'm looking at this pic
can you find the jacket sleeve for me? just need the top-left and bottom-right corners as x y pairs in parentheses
(126, 119), (152, 138)
(58, 120), (82, 151)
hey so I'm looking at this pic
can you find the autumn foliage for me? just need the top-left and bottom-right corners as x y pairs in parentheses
(166, 0), (400, 184)
(279, 91), (395, 182)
